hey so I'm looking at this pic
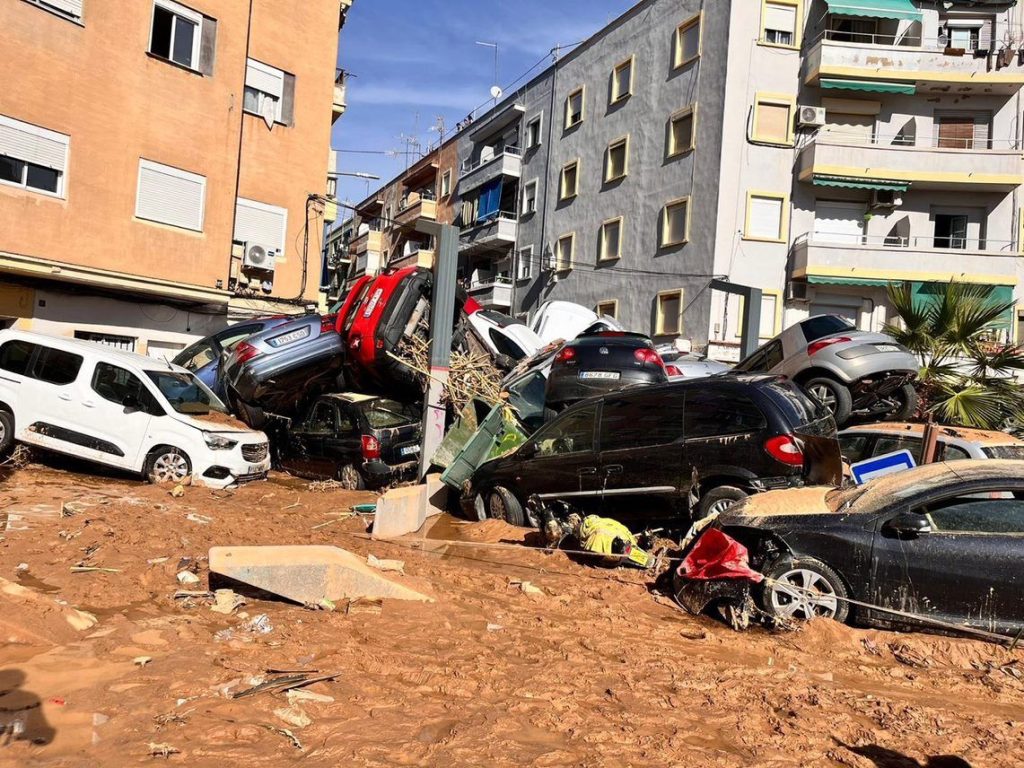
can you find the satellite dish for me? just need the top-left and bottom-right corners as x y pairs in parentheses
(490, 85), (503, 100)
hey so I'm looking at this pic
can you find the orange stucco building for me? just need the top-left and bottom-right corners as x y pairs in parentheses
(0, 0), (351, 357)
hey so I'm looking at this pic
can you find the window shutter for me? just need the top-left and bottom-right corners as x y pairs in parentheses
(41, 0), (82, 18)
(234, 198), (288, 254)
(199, 17), (216, 76)
(758, 102), (791, 142)
(750, 196), (783, 239)
(281, 73), (296, 126)
(0, 116), (68, 171)
(246, 59), (284, 99)
(765, 4), (795, 33)
(135, 159), (205, 232)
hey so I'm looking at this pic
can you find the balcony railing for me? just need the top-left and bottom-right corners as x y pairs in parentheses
(815, 29), (996, 53)
(801, 232), (1015, 253)
(812, 128), (1021, 151)
(460, 210), (518, 233)
(332, 69), (348, 122)
(462, 146), (522, 174)
(398, 188), (437, 212)
(467, 277), (513, 308)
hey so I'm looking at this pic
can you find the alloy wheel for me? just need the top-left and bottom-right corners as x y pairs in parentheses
(768, 568), (839, 620)
(706, 498), (739, 516)
(338, 465), (362, 490)
(808, 384), (837, 413)
(488, 492), (506, 520)
(152, 451), (189, 483)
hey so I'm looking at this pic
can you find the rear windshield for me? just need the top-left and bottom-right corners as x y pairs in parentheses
(363, 399), (419, 429)
(801, 315), (855, 343)
(146, 371), (227, 415)
(983, 445), (1024, 460)
(762, 381), (832, 426)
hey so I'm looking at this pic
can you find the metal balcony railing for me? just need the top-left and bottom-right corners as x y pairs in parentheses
(461, 146), (522, 174)
(811, 128), (1021, 151)
(797, 232), (1016, 253)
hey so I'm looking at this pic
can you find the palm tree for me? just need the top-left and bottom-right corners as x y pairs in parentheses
(883, 281), (1024, 429)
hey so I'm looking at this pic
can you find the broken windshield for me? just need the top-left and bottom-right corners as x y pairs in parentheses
(146, 371), (227, 415)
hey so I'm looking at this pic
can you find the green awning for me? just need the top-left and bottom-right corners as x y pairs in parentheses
(824, 0), (922, 21)
(813, 175), (910, 192)
(807, 275), (894, 287)
(911, 282), (1014, 329)
(820, 78), (916, 95)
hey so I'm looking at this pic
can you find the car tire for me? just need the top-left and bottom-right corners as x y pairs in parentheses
(885, 383), (918, 422)
(760, 556), (850, 624)
(488, 486), (525, 526)
(230, 394), (267, 430)
(145, 446), (192, 485)
(0, 409), (14, 458)
(698, 485), (748, 518)
(804, 377), (853, 426)
(336, 464), (365, 491)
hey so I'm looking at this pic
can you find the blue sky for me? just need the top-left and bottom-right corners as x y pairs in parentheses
(331, 0), (636, 206)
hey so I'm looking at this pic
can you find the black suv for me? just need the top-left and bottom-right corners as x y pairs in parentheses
(467, 375), (842, 526)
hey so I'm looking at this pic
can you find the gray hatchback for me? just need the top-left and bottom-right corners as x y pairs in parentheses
(734, 315), (918, 426)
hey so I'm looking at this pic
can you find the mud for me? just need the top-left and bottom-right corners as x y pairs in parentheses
(1, 460), (1023, 766)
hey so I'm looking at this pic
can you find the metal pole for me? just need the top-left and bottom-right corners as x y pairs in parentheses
(740, 286), (762, 359)
(418, 223), (458, 478)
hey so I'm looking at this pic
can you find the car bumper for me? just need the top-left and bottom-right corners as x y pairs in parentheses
(228, 334), (344, 402)
(363, 459), (418, 488)
(831, 350), (918, 384)
(547, 370), (664, 405)
(195, 454), (271, 488)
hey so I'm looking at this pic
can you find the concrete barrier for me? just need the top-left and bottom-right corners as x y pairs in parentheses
(372, 475), (447, 540)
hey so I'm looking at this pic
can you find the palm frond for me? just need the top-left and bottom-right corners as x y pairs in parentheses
(930, 382), (1009, 429)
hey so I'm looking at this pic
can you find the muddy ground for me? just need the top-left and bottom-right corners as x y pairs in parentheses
(1, 457), (1022, 767)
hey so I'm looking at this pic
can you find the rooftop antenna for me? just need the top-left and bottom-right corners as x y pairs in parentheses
(475, 41), (500, 104)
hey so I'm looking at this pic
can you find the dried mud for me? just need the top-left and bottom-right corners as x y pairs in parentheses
(1, 460), (1022, 767)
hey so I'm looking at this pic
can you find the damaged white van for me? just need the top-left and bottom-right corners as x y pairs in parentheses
(0, 330), (270, 488)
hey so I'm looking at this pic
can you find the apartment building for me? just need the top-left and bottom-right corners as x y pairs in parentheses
(338, 0), (1024, 353)
(0, 0), (353, 358)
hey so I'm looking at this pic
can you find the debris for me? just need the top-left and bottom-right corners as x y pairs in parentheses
(243, 614), (273, 634)
(147, 557), (170, 565)
(169, 485), (185, 499)
(148, 742), (180, 758)
(133, 656), (153, 667)
(679, 627), (709, 641)
(208, 545), (432, 605)
(310, 513), (354, 531)
(213, 628), (235, 643)
(345, 597), (383, 616)
(185, 513), (212, 524)
(15, 562), (28, 572)
(889, 642), (931, 668)
(232, 672), (340, 700)
(282, 496), (302, 511)
(70, 566), (121, 574)
(486, 623), (503, 632)
(308, 479), (345, 493)
(367, 554), (405, 574)
(273, 706), (312, 729)
(173, 589), (213, 600)
(176, 570), (200, 585)
(210, 589), (246, 615)
(286, 689), (334, 705)
(509, 579), (544, 596)
(259, 723), (302, 750)
(352, 503), (377, 514)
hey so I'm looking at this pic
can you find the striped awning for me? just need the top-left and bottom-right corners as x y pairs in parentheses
(820, 78), (916, 95)
(824, 0), (922, 22)
(813, 175), (910, 192)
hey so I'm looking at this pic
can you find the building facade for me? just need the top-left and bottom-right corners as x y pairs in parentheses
(0, 0), (352, 358)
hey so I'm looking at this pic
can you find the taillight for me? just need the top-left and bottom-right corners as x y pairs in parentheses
(233, 341), (259, 365)
(666, 364), (682, 377)
(555, 346), (576, 364)
(807, 336), (852, 356)
(634, 348), (666, 369)
(764, 435), (804, 466)
(320, 314), (338, 334)
(361, 435), (381, 460)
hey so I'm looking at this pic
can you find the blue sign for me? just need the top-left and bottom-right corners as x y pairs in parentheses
(851, 449), (917, 486)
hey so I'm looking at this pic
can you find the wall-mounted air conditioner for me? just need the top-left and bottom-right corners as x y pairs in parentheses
(243, 243), (277, 272)
(798, 105), (827, 128)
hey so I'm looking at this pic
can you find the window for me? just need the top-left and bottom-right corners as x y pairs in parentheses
(983, 445), (1024, 460)
(244, 59), (288, 125)
(149, 0), (204, 71)
(753, 95), (795, 145)
(29, 347), (82, 385)
(176, 341), (216, 372)
(661, 198), (690, 247)
(934, 213), (969, 249)
(684, 391), (767, 438)
(946, 24), (982, 52)
(668, 107), (695, 157)
(940, 443), (971, 461)
(611, 57), (634, 103)
(600, 217), (623, 261)
(762, 1), (798, 46)
(534, 406), (596, 457)
(604, 136), (628, 182)
(674, 14), (702, 68)
(736, 339), (784, 372)
(517, 245), (533, 281)
(525, 115), (543, 149)
(234, 197), (288, 256)
(521, 179), (538, 215)
(920, 494), (1024, 534)
(656, 289), (683, 336)
(93, 363), (160, 413)
(559, 160), (579, 200)
(745, 192), (787, 241)
(600, 394), (686, 451)
(304, 402), (336, 435)
(0, 340), (35, 376)
(24, 0), (82, 23)
(565, 87), (585, 129)
(838, 434), (870, 463)
(73, 331), (136, 351)
(555, 233), (575, 272)
(135, 159), (206, 232)
(596, 299), (618, 319)
(145, 370), (221, 414)
(873, 435), (924, 463)
(440, 169), (452, 197)
(0, 115), (69, 197)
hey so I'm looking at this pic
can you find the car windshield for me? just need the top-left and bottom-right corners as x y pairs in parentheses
(146, 371), (227, 414)
(983, 445), (1024, 460)
(363, 399), (418, 428)
(801, 315), (856, 343)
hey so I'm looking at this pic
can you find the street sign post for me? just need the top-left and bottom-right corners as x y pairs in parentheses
(850, 449), (917, 485)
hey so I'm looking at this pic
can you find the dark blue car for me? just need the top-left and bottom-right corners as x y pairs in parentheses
(173, 318), (288, 397)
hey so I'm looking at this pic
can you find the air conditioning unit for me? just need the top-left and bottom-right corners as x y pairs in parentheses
(243, 243), (277, 272)
(798, 105), (827, 128)
(787, 280), (810, 302)
(870, 189), (902, 209)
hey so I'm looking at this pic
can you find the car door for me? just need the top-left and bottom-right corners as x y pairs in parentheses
(286, 400), (338, 479)
(80, 361), (157, 468)
(682, 387), (770, 486)
(322, 404), (363, 475)
(870, 487), (1024, 633)
(518, 404), (601, 509)
(13, 344), (88, 455)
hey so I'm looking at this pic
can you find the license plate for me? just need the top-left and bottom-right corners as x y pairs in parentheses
(247, 464), (265, 475)
(269, 327), (310, 347)
(400, 445), (420, 456)
(580, 371), (620, 380)
(875, 344), (900, 352)
(363, 288), (384, 318)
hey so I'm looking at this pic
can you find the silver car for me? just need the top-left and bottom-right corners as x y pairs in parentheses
(734, 315), (918, 426)
(658, 348), (732, 380)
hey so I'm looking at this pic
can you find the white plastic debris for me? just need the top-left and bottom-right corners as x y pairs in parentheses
(176, 570), (200, 585)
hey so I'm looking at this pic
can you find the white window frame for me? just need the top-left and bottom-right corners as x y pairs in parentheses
(521, 179), (539, 215)
(525, 114), (543, 150)
(135, 158), (206, 232)
(668, 105), (697, 157)
(440, 169), (452, 197)
(243, 59), (285, 124)
(674, 13), (702, 69)
(517, 245), (534, 281)
(604, 135), (629, 182)
(0, 114), (70, 199)
(149, 0), (203, 71)
(762, 1), (800, 48)
(611, 56), (635, 103)
(596, 299), (619, 319)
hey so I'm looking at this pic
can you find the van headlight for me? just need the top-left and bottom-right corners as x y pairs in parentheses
(204, 433), (238, 451)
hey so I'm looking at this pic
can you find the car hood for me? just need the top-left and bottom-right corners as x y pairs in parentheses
(721, 485), (832, 522)
(170, 410), (261, 435)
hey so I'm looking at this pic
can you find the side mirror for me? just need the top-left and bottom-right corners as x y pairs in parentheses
(519, 442), (538, 459)
(884, 512), (931, 537)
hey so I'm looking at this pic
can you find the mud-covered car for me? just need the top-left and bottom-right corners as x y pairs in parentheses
(734, 315), (918, 426)
(840, 422), (1024, 463)
(173, 317), (289, 397)
(673, 460), (1024, 638)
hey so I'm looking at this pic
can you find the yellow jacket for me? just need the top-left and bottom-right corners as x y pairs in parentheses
(579, 515), (637, 555)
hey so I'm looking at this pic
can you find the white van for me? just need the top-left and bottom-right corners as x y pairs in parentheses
(0, 330), (270, 488)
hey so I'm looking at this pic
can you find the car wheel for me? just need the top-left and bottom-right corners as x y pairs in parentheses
(698, 485), (748, 518)
(0, 409), (14, 458)
(885, 383), (918, 422)
(488, 486), (525, 526)
(146, 447), (191, 485)
(804, 377), (853, 426)
(761, 556), (850, 624)
(336, 464), (365, 491)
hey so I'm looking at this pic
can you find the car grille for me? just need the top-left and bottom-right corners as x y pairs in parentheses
(242, 442), (269, 462)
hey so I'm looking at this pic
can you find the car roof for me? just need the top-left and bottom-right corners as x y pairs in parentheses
(852, 459), (1024, 509)
(0, 329), (188, 373)
(841, 422), (1023, 447)
(566, 373), (785, 408)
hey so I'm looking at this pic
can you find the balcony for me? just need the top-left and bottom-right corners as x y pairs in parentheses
(790, 234), (1018, 287)
(459, 212), (518, 256)
(394, 191), (437, 228)
(353, 250), (383, 277)
(468, 278), (513, 310)
(402, 243), (435, 270)
(804, 33), (1024, 94)
(458, 147), (523, 193)
(332, 70), (348, 123)
(348, 228), (382, 257)
(797, 131), (1024, 191)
